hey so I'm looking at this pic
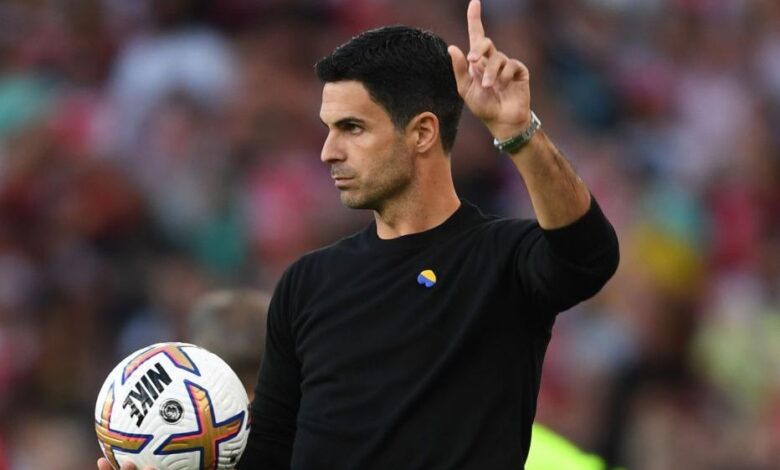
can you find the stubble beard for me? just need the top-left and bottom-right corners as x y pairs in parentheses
(339, 141), (413, 212)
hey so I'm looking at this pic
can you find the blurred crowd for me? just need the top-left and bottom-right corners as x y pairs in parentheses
(0, 0), (778, 468)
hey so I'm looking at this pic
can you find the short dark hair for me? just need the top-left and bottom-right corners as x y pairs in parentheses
(315, 25), (464, 153)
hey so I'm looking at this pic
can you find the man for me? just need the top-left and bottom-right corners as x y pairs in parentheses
(99, 1), (618, 469)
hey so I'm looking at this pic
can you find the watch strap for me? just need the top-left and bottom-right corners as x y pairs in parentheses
(492, 111), (542, 154)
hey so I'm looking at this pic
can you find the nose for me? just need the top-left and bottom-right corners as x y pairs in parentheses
(320, 131), (345, 164)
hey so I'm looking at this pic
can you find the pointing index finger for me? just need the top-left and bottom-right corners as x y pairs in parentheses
(467, 0), (485, 47)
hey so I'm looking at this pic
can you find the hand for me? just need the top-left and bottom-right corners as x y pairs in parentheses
(448, 0), (531, 141)
(97, 457), (155, 470)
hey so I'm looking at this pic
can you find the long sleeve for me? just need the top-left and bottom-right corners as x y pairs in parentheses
(515, 196), (619, 314)
(237, 269), (302, 469)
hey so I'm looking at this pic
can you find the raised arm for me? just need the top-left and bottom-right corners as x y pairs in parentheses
(448, 0), (591, 229)
(449, 1), (618, 312)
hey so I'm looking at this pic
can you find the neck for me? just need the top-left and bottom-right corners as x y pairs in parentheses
(374, 153), (460, 239)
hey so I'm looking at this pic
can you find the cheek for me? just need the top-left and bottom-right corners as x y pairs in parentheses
(341, 135), (376, 166)
(347, 130), (412, 180)
(350, 135), (392, 170)
(376, 141), (414, 180)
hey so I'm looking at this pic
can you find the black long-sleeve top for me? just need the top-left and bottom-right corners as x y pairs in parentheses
(238, 197), (619, 469)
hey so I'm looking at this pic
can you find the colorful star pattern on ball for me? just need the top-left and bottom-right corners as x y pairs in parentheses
(154, 380), (245, 470)
(122, 343), (200, 384)
(95, 384), (153, 467)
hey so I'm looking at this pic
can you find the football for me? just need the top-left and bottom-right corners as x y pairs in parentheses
(94, 342), (250, 470)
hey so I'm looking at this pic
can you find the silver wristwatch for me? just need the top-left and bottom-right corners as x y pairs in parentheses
(492, 111), (541, 154)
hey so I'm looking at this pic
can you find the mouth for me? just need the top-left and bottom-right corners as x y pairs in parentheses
(332, 176), (354, 189)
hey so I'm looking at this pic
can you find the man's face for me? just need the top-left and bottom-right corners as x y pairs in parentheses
(319, 81), (414, 211)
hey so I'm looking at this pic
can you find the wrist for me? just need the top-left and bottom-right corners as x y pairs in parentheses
(492, 111), (541, 155)
(488, 119), (531, 142)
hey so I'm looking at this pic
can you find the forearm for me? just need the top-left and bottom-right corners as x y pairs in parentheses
(507, 129), (591, 229)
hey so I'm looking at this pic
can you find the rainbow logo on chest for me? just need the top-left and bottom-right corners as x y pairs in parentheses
(417, 269), (437, 288)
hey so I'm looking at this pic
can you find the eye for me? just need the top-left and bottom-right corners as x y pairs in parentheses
(340, 122), (363, 135)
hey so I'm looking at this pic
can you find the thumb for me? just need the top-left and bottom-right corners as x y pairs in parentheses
(448, 45), (471, 97)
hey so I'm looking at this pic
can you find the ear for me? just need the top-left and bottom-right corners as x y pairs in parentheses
(406, 112), (440, 154)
